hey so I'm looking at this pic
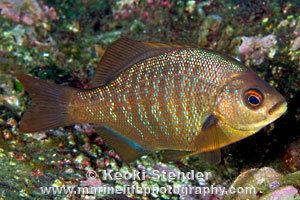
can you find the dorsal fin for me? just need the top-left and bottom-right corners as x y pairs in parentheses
(89, 38), (185, 88)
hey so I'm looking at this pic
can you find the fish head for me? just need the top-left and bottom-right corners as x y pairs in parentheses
(215, 71), (287, 135)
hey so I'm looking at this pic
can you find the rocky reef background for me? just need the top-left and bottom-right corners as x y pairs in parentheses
(0, 0), (299, 199)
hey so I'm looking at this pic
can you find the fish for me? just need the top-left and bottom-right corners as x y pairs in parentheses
(17, 38), (287, 162)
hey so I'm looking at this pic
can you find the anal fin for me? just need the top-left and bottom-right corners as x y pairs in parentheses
(94, 125), (150, 162)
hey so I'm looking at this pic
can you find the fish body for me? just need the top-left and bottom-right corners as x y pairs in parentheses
(71, 48), (247, 151)
(18, 38), (287, 162)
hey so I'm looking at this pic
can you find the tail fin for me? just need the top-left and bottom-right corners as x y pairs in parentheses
(17, 74), (76, 132)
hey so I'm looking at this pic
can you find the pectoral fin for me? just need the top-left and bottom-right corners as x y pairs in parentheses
(94, 125), (150, 162)
(196, 114), (248, 152)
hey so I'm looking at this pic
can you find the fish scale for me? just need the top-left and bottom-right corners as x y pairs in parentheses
(71, 48), (246, 150)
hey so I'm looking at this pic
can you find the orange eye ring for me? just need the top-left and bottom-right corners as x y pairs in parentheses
(243, 89), (264, 109)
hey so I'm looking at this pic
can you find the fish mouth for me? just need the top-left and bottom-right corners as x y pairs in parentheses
(268, 100), (287, 117)
(241, 101), (287, 132)
(260, 100), (287, 128)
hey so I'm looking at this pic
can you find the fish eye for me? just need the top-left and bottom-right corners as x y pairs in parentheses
(243, 89), (263, 109)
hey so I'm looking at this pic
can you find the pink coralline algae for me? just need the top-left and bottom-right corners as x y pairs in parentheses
(260, 186), (299, 200)
(113, 0), (173, 20)
(239, 34), (277, 65)
(0, 0), (58, 26)
(80, 177), (103, 187)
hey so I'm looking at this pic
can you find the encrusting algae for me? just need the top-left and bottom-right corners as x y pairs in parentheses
(17, 38), (287, 162)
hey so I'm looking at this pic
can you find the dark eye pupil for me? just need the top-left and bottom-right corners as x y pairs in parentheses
(248, 95), (260, 105)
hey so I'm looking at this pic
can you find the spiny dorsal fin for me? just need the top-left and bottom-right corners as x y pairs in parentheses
(143, 41), (186, 48)
(89, 38), (185, 88)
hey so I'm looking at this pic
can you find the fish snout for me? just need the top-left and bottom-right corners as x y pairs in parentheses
(268, 100), (287, 117)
